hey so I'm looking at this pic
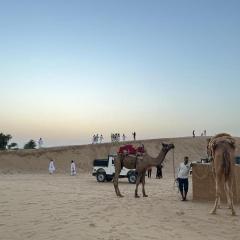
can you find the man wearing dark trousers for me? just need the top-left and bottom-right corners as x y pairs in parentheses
(177, 156), (191, 201)
(156, 165), (163, 179)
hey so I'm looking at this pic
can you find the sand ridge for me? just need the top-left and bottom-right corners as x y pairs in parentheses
(0, 136), (239, 174)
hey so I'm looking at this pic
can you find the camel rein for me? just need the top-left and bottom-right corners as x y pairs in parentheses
(172, 148), (179, 191)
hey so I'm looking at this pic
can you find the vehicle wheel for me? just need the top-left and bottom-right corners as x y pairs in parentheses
(96, 172), (106, 182)
(128, 172), (137, 184)
(106, 176), (113, 182)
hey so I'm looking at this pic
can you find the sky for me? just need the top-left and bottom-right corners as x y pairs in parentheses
(1, 0), (240, 147)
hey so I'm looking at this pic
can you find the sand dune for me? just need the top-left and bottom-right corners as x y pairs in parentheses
(1, 136), (239, 174)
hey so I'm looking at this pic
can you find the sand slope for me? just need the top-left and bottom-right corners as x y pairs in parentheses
(0, 137), (239, 174)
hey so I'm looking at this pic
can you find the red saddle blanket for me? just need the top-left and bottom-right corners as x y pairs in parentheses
(118, 144), (144, 155)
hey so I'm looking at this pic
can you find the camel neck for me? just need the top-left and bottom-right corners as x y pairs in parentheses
(150, 150), (168, 166)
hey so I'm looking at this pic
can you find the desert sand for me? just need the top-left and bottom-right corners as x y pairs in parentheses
(1, 173), (240, 240)
(0, 137), (240, 240)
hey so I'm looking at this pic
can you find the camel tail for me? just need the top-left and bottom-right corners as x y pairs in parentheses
(222, 150), (231, 181)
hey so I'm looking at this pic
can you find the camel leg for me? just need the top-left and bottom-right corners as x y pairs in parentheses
(212, 167), (221, 208)
(224, 182), (231, 209)
(135, 173), (142, 198)
(113, 165), (124, 197)
(218, 198), (221, 209)
(142, 171), (148, 197)
(210, 177), (221, 214)
(225, 180), (236, 216)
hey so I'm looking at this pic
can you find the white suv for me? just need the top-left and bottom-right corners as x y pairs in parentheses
(92, 155), (137, 184)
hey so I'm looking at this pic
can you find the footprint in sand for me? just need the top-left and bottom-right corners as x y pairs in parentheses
(176, 210), (185, 216)
(89, 223), (96, 227)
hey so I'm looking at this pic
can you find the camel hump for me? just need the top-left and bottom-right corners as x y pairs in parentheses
(208, 133), (236, 157)
(214, 133), (232, 139)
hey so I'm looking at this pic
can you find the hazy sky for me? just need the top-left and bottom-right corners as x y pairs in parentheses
(1, 0), (240, 147)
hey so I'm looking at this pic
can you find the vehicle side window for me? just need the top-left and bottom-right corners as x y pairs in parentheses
(112, 160), (114, 165)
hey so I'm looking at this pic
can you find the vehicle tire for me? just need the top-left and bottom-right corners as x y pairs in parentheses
(96, 172), (106, 182)
(128, 171), (137, 184)
(106, 176), (113, 182)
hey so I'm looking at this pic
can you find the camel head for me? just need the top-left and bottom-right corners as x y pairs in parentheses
(161, 143), (175, 152)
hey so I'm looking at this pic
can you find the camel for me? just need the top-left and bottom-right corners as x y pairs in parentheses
(113, 143), (175, 197)
(208, 133), (236, 215)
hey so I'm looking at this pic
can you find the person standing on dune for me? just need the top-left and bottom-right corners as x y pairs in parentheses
(192, 130), (195, 138)
(99, 134), (104, 143)
(132, 132), (136, 141)
(38, 137), (43, 148)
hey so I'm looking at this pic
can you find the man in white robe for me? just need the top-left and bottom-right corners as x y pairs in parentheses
(71, 160), (76, 176)
(38, 138), (43, 148)
(48, 160), (55, 174)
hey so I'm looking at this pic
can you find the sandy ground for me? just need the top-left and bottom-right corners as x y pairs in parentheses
(0, 173), (239, 240)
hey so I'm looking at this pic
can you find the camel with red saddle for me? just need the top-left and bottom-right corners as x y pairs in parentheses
(113, 143), (174, 197)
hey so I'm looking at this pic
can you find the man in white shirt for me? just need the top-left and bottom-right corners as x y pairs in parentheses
(177, 156), (191, 201)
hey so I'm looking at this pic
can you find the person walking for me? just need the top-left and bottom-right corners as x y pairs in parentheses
(48, 159), (55, 174)
(70, 160), (76, 176)
(177, 156), (191, 201)
(122, 134), (126, 141)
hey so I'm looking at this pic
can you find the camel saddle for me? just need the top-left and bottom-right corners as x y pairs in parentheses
(118, 144), (145, 156)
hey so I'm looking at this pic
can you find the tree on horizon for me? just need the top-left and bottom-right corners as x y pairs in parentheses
(7, 142), (18, 150)
(24, 140), (37, 149)
(0, 133), (12, 150)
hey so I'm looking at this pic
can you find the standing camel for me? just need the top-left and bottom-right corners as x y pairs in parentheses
(113, 143), (174, 197)
(208, 133), (236, 215)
